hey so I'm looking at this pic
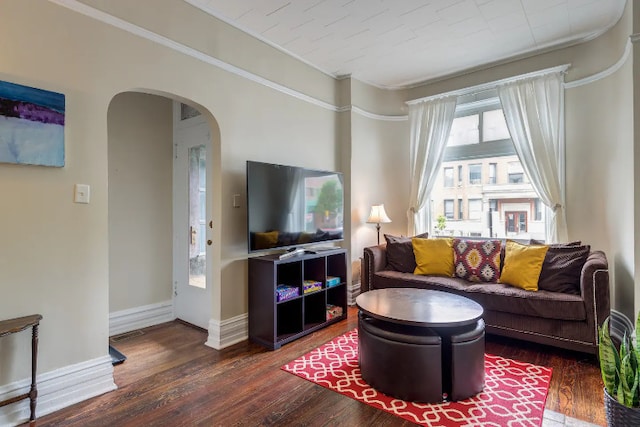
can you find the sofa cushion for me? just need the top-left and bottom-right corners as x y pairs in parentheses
(372, 271), (586, 321)
(538, 244), (590, 294)
(412, 237), (454, 277)
(453, 239), (501, 282)
(499, 240), (548, 291)
(384, 232), (428, 273)
(373, 270), (472, 293)
(464, 282), (585, 321)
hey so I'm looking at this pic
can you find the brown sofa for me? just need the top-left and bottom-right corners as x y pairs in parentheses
(361, 241), (610, 355)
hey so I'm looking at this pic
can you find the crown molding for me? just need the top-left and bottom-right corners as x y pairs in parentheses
(47, 0), (340, 113)
(182, 0), (336, 81)
(564, 37), (632, 89)
(47, 0), (409, 121)
(47, 0), (626, 121)
(350, 106), (407, 122)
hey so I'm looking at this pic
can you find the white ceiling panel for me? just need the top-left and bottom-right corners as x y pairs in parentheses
(186, 0), (627, 88)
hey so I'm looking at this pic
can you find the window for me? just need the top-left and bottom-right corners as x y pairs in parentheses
(468, 199), (482, 220)
(508, 162), (524, 183)
(482, 109), (510, 141)
(449, 114), (479, 146)
(444, 167), (454, 187)
(488, 163), (497, 184)
(430, 93), (545, 240)
(444, 199), (454, 219)
(469, 164), (481, 185)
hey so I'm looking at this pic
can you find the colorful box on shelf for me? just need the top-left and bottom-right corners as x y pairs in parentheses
(303, 280), (322, 294)
(326, 304), (343, 320)
(326, 276), (341, 287)
(276, 285), (299, 302)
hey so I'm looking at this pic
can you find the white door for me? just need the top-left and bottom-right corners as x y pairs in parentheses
(173, 120), (212, 329)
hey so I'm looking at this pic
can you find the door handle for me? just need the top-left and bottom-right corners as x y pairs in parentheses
(207, 240), (212, 246)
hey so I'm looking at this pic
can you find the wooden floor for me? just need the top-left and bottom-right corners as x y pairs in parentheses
(30, 307), (605, 426)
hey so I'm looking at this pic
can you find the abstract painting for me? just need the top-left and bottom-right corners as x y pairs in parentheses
(0, 80), (65, 167)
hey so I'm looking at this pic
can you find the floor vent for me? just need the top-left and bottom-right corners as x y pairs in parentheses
(110, 329), (144, 342)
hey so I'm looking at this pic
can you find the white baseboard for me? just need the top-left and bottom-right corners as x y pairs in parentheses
(109, 300), (174, 336)
(205, 313), (248, 350)
(109, 301), (248, 349)
(0, 356), (116, 427)
(1, 301), (249, 426)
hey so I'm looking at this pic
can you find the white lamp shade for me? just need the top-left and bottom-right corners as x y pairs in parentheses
(367, 204), (392, 224)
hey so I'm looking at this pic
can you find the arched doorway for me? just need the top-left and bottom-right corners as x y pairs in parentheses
(106, 91), (221, 343)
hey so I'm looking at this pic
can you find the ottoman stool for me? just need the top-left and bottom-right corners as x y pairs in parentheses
(450, 318), (485, 401)
(358, 312), (443, 403)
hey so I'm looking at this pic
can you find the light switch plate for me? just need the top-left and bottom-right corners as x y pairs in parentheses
(74, 184), (90, 204)
(233, 194), (241, 208)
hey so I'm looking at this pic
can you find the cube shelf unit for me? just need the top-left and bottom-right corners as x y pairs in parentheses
(248, 248), (348, 350)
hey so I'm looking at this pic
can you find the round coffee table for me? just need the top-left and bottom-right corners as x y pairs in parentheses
(356, 288), (485, 402)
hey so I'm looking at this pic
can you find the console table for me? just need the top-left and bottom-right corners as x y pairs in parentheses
(0, 314), (42, 423)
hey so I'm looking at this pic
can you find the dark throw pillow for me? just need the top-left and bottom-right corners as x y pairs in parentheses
(384, 232), (428, 273)
(537, 244), (590, 294)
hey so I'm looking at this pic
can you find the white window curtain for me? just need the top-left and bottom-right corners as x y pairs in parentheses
(407, 95), (457, 236)
(497, 71), (568, 243)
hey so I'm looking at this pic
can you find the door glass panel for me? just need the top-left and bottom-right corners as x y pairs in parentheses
(189, 145), (206, 289)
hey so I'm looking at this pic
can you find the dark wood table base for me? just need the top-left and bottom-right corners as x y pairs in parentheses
(0, 314), (42, 423)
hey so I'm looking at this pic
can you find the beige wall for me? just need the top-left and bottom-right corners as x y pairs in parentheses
(107, 93), (174, 312)
(0, 0), (638, 416)
(565, 60), (634, 316)
(0, 0), (339, 386)
(350, 113), (410, 256)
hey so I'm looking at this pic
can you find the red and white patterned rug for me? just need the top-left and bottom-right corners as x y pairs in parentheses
(281, 329), (552, 427)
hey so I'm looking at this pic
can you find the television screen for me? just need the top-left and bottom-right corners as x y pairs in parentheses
(247, 161), (344, 253)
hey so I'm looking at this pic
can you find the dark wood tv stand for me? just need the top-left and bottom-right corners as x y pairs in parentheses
(248, 248), (348, 350)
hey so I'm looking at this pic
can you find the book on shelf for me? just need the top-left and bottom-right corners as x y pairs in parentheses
(303, 280), (322, 294)
(326, 276), (341, 287)
(276, 285), (299, 302)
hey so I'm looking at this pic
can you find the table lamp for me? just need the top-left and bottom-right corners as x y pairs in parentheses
(367, 204), (392, 245)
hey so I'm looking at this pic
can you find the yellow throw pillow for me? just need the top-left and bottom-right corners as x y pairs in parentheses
(254, 231), (279, 249)
(499, 240), (549, 291)
(412, 237), (454, 277)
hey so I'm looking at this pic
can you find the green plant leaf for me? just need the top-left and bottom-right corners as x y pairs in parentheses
(599, 317), (620, 395)
(621, 353), (635, 406)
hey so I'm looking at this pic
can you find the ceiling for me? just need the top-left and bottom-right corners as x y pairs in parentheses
(185, 0), (626, 89)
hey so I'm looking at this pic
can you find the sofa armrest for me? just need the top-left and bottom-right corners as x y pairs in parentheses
(361, 244), (387, 292)
(580, 250), (610, 338)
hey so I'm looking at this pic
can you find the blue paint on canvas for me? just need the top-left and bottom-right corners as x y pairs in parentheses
(0, 80), (65, 167)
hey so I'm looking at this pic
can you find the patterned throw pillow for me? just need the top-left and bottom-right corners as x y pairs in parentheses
(453, 238), (502, 282)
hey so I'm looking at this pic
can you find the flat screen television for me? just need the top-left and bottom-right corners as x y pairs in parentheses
(247, 160), (344, 253)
